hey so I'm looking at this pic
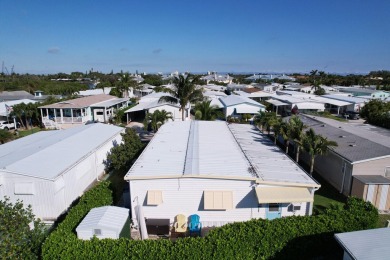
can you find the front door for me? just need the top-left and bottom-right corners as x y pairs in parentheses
(266, 203), (281, 220)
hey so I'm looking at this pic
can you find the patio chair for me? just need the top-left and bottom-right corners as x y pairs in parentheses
(174, 214), (188, 233)
(189, 214), (202, 236)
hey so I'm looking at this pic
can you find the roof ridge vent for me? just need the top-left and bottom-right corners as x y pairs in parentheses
(349, 144), (357, 147)
(339, 135), (346, 138)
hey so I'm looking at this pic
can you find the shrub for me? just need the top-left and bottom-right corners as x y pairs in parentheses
(42, 182), (378, 260)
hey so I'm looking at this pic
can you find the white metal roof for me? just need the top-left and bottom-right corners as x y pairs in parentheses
(76, 206), (129, 232)
(335, 228), (390, 260)
(91, 98), (128, 108)
(125, 100), (179, 113)
(0, 123), (124, 180)
(219, 95), (264, 107)
(266, 99), (289, 106)
(323, 94), (368, 104)
(125, 121), (317, 186)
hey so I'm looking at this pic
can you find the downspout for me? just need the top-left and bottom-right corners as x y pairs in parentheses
(95, 151), (100, 182)
(340, 161), (346, 194)
(308, 186), (320, 216)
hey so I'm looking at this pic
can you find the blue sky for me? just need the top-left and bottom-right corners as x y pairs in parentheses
(1, 0), (389, 74)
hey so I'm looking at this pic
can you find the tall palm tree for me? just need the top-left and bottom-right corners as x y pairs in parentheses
(303, 128), (338, 175)
(117, 73), (137, 98)
(280, 120), (292, 154)
(272, 117), (284, 144)
(158, 74), (203, 121)
(254, 110), (267, 132)
(194, 100), (223, 120)
(144, 110), (173, 132)
(289, 116), (307, 162)
(254, 111), (277, 134)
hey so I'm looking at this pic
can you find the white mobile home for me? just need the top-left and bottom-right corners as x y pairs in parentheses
(219, 95), (265, 119)
(0, 124), (124, 221)
(125, 121), (319, 238)
(76, 206), (129, 240)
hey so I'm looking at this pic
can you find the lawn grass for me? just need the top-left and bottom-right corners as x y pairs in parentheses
(304, 111), (347, 122)
(377, 214), (390, 228)
(17, 127), (42, 138)
(313, 173), (347, 213)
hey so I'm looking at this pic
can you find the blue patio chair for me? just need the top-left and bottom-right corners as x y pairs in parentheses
(189, 214), (202, 236)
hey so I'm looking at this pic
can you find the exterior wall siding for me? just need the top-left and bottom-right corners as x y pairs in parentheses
(0, 131), (122, 221)
(351, 178), (365, 198)
(352, 158), (390, 176)
(130, 178), (311, 227)
(149, 105), (182, 121)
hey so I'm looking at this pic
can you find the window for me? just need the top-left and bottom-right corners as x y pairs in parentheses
(204, 191), (233, 210)
(94, 229), (101, 235)
(147, 190), (163, 205)
(288, 203), (301, 212)
(96, 112), (103, 115)
(268, 203), (279, 212)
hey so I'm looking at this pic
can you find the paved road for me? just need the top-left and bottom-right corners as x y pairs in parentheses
(305, 115), (390, 148)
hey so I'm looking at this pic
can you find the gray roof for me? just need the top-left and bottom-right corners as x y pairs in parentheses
(323, 94), (367, 104)
(353, 175), (390, 184)
(299, 115), (390, 163)
(0, 123), (124, 180)
(335, 228), (390, 260)
(125, 121), (317, 186)
(0, 91), (35, 101)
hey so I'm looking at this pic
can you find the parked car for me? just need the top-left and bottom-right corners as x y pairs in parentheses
(0, 120), (21, 130)
(343, 111), (360, 120)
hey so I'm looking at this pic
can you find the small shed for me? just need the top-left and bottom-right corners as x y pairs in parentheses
(335, 228), (390, 260)
(76, 206), (129, 240)
(351, 175), (390, 210)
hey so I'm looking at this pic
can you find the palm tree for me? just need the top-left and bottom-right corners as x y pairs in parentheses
(289, 116), (307, 162)
(194, 100), (223, 120)
(303, 128), (338, 175)
(116, 73), (137, 98)
(144, 110), (173, 132)
(158, 74), (203, 121)
(272, 117), (284, 144)
(280, 120), (292, 154)
(254, 111), (277, 134)
(254, 110), (267, 132)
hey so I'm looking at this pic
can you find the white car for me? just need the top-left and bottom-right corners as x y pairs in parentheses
(0, 120), (21, 130)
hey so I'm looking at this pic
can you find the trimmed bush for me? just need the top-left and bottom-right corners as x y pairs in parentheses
(42, 181), (378, 260)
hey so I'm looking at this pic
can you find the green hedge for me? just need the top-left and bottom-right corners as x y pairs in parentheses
(42, 181), (378, 259)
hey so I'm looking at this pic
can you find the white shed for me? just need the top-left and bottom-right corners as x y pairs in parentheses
(76, 206), (129, 240)
(0, 123), (124, 221)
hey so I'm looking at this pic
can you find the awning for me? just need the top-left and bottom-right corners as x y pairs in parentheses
(255, 186), (313, 203)
(147, 190), (163, 205)
(235, 106), (262, 114)
(204, 191), (233, 210)
(296, 102), (325, 110)
(266, 99), (289, 106)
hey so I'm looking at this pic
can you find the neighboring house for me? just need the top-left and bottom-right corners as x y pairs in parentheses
(125, 121), (319, 239)
(323, 94), (367, 112)
(335, 228), (390, 260)
(251, 83), (278, 93)
(219, 95), (265, 119)
(76, 206), (129, 240)
(201, 73), (234, 84)
(245, 74), (296, 82)
(124, 92), (190, 122)
(0, 90), (35, 101)
(298, 115), (390, 202)
(227, 83), (250, 92)
(267, 93), (325, 115)
(271, 91), (351, 115)
(0, 99), (37, 121)
(336, 87), (389, 98)
(78, 87), (113, 96)
(0, 123), (124, 221)
(39, 94), (128, 125)
(203, 84), (227, 92)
